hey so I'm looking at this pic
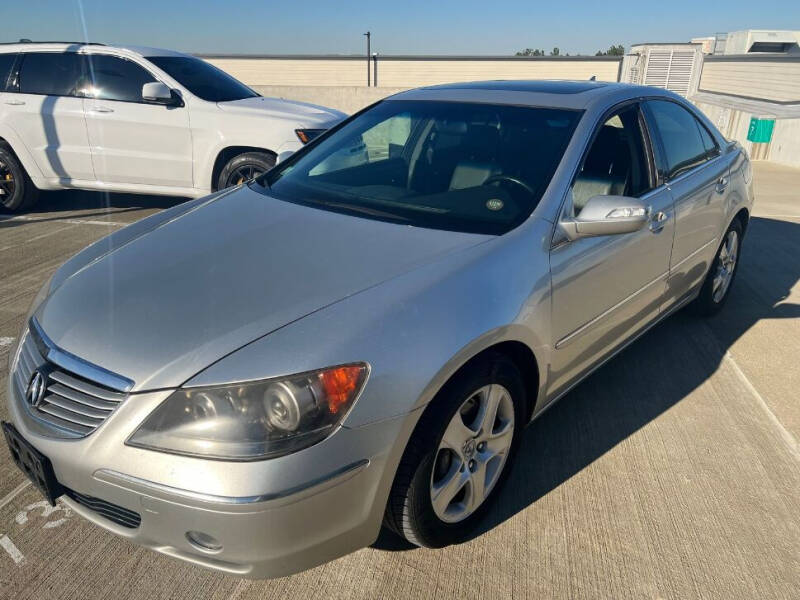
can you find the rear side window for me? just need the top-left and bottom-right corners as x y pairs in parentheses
(0, 53), (16, 91)
(19, 53), (87, 97)
(85, 55), (156, 102)
(646, 100), (710, 179)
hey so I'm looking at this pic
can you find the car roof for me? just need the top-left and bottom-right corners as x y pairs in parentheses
(0, 42), (190, 59)
(388, 80), (672, 110)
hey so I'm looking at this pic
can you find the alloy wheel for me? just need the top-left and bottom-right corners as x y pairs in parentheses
(712, 230), (739, 303)
(228, 164), (262, 187)
(0, 159), (16, 201)
(430, 384), (514, 523)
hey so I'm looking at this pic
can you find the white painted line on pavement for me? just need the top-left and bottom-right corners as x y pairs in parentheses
(0, 337), (15, 348)
(725, 351), (799, 460)
(0, 534), (25, 565)
(0, 481), (30, 511)
(0, 215), (127, 227)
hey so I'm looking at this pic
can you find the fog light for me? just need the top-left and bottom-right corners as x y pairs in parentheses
(186, 530), (222, 552)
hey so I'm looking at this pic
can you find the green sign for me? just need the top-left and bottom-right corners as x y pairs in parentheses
(747, 117), (775, 143)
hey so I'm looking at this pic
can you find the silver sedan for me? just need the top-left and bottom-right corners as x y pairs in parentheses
(3, 80), (753, 578)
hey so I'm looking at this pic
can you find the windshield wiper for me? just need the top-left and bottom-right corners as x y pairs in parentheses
(321, 200), (410, 222)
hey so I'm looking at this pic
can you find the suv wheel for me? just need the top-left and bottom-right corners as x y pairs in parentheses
(0, 143), (39, 212)
(384, 354), (525, 548)
(216, 152), (276, 191)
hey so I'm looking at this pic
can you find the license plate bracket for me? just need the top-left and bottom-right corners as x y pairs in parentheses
(2, 422), (63, 506)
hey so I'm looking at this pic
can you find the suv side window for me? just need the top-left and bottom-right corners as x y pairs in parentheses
(86, 55), (156, 103)
(646, 100), (711, 179)
(18, 52), (88, 97)
(0, 53), (16, 92)
(570, 105), (652, 217)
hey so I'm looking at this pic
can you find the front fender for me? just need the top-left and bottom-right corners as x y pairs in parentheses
(0, 121), (46, 184)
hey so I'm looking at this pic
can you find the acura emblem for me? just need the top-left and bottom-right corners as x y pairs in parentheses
(26, 370), (47, 408)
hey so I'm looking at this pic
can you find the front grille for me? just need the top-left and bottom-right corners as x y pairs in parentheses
(12, 329), (129, 437)
(64, 488), (141, 529)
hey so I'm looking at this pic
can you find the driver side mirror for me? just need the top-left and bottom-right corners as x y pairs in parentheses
(560, 195), (649, 241)
(142, 82), (181, 106)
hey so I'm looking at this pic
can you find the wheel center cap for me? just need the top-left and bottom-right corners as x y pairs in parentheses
(462, 438), (477, 458)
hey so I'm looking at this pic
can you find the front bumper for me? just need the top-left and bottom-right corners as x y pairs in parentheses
(6, 374), (414, 578)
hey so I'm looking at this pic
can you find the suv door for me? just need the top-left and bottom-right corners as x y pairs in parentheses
(643, 99), (734, 309)
(7, 52), (95, 181)
(83, 53), (193, 189)
(548, 103), (675, 399)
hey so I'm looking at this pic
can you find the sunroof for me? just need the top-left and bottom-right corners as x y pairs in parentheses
(424, 80), (610, 94)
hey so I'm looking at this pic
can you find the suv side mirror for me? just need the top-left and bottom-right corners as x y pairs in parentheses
(560, 195), (648, 241)
(142, 82), (180, 106)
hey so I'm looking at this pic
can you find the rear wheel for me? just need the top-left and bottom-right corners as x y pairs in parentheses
(0, 143), (38, 212)
(216, 151), (275, 191)
(692, 219), (743, 316)
(384, 354), (525, 547)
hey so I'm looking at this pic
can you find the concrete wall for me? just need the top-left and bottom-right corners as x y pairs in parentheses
(699, 57), (800, 103)
(252, 85), (408, 114)
(203, 55), (621, 88)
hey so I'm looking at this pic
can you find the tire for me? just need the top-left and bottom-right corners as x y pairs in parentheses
(384, 353), (526, 548)
(0, 143), (39, 212)
(216, 151), (275, 191)
(692, 218), (743, 316)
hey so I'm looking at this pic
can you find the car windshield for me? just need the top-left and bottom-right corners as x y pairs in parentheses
(258, 100), (581, 235)
(147, 56), (258, 102)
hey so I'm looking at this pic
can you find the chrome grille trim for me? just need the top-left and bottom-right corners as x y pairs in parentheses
(11, 322), (134, 438)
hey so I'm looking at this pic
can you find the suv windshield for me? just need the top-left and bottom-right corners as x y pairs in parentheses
(259, 100), (581, 235)
(147, 56), (258, 102)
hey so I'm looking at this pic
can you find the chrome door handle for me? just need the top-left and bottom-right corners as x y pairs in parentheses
(91, 106), (114, 113)
(715, 176), (729, 193)
(649, 211), (669, 233)
(3, 100), (25, 106)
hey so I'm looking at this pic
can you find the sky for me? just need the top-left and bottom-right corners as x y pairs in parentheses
(3, 0), (799, 56)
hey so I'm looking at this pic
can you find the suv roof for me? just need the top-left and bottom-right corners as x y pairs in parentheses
(0, 42), (189, 59)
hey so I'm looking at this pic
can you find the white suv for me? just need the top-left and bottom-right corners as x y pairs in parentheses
(0, 42), (345, 211)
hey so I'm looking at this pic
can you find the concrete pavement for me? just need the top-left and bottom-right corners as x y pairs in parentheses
(0, 163), (798, 599)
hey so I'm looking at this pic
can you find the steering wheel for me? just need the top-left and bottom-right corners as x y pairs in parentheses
(484, 174), (536, 197)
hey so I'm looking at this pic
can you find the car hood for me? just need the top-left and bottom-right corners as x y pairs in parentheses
(36, 186), (487, 392)
(217, 96), (346, 126)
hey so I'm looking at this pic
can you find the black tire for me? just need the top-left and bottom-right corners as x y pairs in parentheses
(692, 218), (744, 316)
(384, 353), (526, 548)
(0, 143), (39, 212)
(216, 151), (275, 191)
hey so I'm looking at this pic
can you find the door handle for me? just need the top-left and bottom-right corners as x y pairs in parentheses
(3, 100), (25, 106)
(90, 106), (114, 114)
(649, 211), (669, 233)
(715, 176), (729, 193)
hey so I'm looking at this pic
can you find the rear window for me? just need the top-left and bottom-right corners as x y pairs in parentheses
(260, 100), (582, 235)
(19, 53), (87, 97)
(0, 53), (16, 91)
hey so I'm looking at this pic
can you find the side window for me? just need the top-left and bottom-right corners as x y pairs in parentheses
(0, 53), (16, 92)
(18, 53), (87, 97)
(646, 100), (709, 179)
(571, 105), (651, 216)
(85, 55), (156, 103)
(696, 120), (719, 157)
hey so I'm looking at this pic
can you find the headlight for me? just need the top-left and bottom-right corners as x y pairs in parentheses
(127, 363), (368, 460)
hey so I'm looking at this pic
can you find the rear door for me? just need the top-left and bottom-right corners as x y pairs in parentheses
(6, 52), (95, 181)
(83, 53), (193, 188)
(643, 99), (734, 308)
(548, 102), (675, 398)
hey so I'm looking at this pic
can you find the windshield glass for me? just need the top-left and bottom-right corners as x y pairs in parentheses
(147, 56), (258, 102)
(258, 100), (581, 235)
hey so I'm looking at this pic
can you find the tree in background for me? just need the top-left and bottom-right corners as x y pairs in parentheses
(551, 47), (560, 56)
(596, 44), (625, 56)
(515, 48), (546, 56)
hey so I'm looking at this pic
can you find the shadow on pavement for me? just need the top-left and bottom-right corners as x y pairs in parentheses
(373, 216), (800, 551)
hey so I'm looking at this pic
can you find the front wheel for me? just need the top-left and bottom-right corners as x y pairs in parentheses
(216, 151), (276, 191)
(384, 354), (525, 548)
(692, 219), (743, 316)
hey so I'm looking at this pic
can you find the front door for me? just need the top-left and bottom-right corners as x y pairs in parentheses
(83, 54), (193, 189)
(548, 103), (675, 399)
